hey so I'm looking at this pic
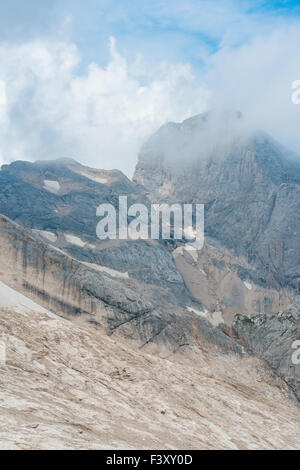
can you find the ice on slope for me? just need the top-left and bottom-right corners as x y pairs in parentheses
(43, 180), (61, 194)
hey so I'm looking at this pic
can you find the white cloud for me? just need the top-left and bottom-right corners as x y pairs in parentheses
(0, 2), (300, 175)
(0, 37), (209, 175)
(205, 22), (300, 155)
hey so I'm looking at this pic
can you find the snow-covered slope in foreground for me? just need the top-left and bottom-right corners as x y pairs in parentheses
(0, 306), (299, 450)
(0, 281), (58, 319)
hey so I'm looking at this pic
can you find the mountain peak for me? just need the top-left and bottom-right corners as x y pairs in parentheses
(134, 112), (300, 294)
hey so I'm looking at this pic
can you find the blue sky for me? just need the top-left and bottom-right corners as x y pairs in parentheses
(0, 0), (299, 174)
(1, 1), (299, 67)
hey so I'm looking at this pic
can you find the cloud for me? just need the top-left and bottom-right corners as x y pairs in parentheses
(205, 21), (300, 155)
(0, 37), (209, 175)
(0, 1), (300, 174)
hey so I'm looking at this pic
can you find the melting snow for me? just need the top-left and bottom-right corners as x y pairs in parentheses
(187, 306), (209, 318)
(187, 306), (224, 327)
(32, 230), (57, 243)
(210, 311), (225, 326)
(79, 171), (108, 184)
(65, 234), (86, 247)
(43, 180), (60, 194)
(244, 281), (252, 290)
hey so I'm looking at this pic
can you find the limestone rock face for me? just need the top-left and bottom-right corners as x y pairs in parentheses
(1, 154), (297, 321)
(0, 213), (243, 356)
(0, 159), (185, 295)
(134, 111), (300, 293)
(132, 112), (300, 402)
(228, 306), (300, 401)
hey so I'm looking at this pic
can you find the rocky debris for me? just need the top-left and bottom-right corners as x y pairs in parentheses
(134, 111), (300, 294)
(0, 306), (300, 450)
(220, 306), (300, 401)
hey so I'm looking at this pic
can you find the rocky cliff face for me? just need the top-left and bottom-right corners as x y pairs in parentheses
(0, 159), (184, 296)
(221, 306), (300, 402)
(134, 111), (300, 294)
(0, 213), (244, 356)
(0, 156), (296, 321)
(133, 111), (300, 402)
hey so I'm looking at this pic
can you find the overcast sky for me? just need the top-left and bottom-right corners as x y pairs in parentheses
(0, 0), (299, 175)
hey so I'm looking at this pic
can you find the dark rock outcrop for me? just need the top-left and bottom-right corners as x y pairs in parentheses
(224, 306), (300, 401)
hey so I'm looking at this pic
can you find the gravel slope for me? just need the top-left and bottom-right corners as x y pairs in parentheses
(0, 306), (299, 450)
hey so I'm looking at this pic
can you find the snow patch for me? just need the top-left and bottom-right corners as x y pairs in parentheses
(187, 306), (209, 318)
(43, 180), (60, 194)
(187, 306), (224, 327)
(49, 245), (73, 259)
(65, 234), (86, 248)
(83, 262), (129, 279)
(0, 281), (58, 319)
(79, 171), (108, 184)
(32, 230), (57, 243)
(210, 311), (224, 327)
(244, 281), (252, 290)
